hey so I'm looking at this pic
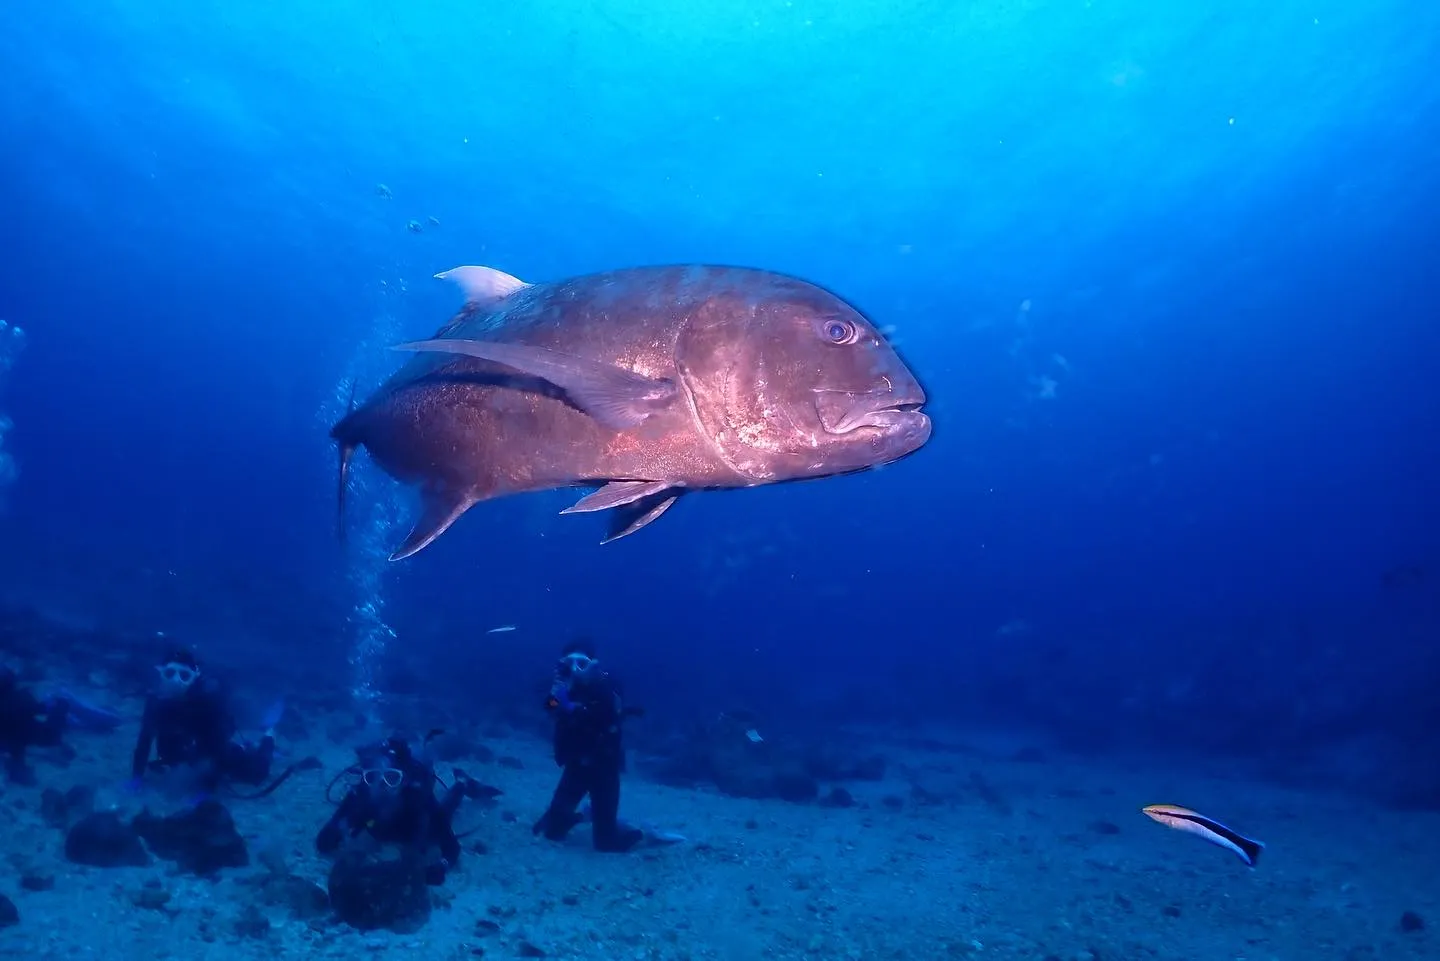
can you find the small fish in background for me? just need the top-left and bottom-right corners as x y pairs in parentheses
(486, 625), (517, 634)
(745, 728), (764, 743)
(1142, 804), (1265, 867)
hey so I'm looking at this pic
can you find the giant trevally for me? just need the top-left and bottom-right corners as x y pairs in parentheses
(331, 263), (931, 559)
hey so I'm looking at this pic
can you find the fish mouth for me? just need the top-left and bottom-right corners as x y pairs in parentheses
(816, 388), (929, 435)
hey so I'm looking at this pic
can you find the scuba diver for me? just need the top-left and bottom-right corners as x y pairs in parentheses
(127, 647), (279, 795)
(532, 639), (645, 853)
(0, 666), (71, 785)
(317, 734), (499, 885)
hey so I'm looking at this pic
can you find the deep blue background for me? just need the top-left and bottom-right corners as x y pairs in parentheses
(2, 1), (1437, 795)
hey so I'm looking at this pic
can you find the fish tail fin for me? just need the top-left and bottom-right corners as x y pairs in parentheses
(330, 380), (362, 546)
(1239, 837), (1264, 867)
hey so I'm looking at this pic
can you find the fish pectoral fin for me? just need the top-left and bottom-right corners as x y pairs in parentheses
(390, 488), (474, 561)
(392, 339), (677, 430)
(434, 266), (530, 308)
(561, 480), (674, 514)
(600, 492), (680, 544)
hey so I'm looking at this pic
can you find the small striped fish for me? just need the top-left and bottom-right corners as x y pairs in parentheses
(1142, 804), (1264, 867)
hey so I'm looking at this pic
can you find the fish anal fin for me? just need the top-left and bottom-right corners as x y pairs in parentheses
(392, 338), (677, 430)
(600, 492), (680, 544)
(390, 488), (475, 561)
(435, 266), (530, 309)
(562, 480), (674, 514)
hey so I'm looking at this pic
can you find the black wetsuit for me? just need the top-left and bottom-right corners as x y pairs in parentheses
(535, 669), (643, 852)
(317, 771), (466, 884)
(0, 679), (68, 784)
(131, 678), (273, 791)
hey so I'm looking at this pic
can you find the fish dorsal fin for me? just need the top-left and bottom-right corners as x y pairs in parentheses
(434, 265), (530, 308)
(390, 487), (475, 561)
(392, 338), (677, 430)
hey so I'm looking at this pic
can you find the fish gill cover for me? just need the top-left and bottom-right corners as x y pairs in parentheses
(0, 0), (1438, 848)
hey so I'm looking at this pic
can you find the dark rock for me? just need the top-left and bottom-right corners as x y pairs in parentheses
(19, 873), (53, 892)
(803, 745), (887, 782)
(1162, 905), (1181, 918)
(63, 785), (95, 815)
(132, 800), (249, 875)
(259, 875), (330, 920)
(773, 769), (819, 803)
(233, 903), (271, 939)
(40, 783), (97, 829)
(1400, 910), (1424, 933)
(818, 787), (855, 809)
(496, 756), (524, 770)
(1089, 820), (1121, 835)
(40, 789), (68, 828)
(39, 785), (95, 829)
(709, 737), (818, 803)
(0, 894), (16, 928)
(64, 811), (149, 867)
(129, 880), (172, 912)
(516, 941), (546, 958)
(880, 794), (904, 811)
(474, 918), (501, 934)
(327, 852), (430, 933)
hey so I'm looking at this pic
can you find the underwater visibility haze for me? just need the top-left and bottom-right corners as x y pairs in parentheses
(0, 1), (1438, 958)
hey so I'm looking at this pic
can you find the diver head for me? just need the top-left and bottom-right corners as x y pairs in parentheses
(355, 736), (415, 806)
(555, 638), (599, 683)
(156, 648), (201, 699)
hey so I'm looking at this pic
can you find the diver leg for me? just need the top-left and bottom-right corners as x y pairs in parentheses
(535, 764), (588, 841)
(589, 760), (642, 852)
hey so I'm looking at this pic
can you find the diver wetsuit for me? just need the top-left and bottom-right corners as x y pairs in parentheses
(317, 738), (476, 885)
(0, 669), (69, 784)
(534, 648), (644, 853)
(131, 677), (273, 791)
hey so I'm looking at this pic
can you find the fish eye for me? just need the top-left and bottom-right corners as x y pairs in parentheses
(822, 319), (856, 345)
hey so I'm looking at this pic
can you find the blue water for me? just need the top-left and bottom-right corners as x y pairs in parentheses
(2, 0), (1438, 803)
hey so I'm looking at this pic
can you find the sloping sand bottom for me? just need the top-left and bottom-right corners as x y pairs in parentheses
(2, 719), (1435, 961)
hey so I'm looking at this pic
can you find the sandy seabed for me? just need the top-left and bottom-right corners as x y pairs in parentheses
(1, 716), (1435, 961)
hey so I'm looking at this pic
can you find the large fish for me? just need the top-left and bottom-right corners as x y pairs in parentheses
(331, 263), (931, 559)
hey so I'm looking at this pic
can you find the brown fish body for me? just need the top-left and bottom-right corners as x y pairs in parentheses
(333, 264), (930, 558)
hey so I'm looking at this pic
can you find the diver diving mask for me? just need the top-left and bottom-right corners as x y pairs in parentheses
(557, 653), (596, 678)
(157, 663), (200, 686)
(360, 767), (405, 788)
